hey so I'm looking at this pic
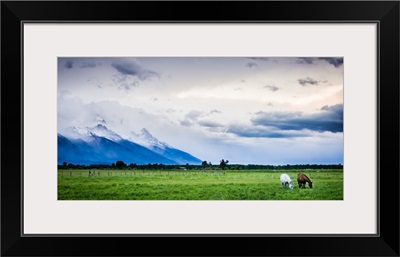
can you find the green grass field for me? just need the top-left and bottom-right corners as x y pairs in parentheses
(58, 169), (343, 200)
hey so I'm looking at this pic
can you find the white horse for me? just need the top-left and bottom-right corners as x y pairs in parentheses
(280, 174), (294, 190)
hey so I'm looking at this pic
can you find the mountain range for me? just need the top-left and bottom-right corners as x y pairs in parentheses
(57, 124), (202, 165)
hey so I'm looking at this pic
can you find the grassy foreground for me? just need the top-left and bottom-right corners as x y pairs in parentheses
(58, 169), (343, 200)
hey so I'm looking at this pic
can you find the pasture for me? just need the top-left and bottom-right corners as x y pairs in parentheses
(58, 169), (343, 200)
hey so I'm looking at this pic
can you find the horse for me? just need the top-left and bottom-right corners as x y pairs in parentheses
(297, 173), (313, 189)
(280, 173), (294, 190)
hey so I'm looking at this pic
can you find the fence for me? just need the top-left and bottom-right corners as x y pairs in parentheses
(58, 169), (228, 178)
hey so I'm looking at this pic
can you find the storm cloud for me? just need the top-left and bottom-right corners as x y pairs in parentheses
(111, 58), (159, 80)
(264, 84), (279, 92)
(318, 57), (343, 68)
(65, 60), (73, 69)
(198, 120), (223, 128)
(251, 104), (343, 133)
(228, 125), (310, 138)
(60, 58), (99, 69)
(296, 57), (343, 68)
(298, 77), (320, 86)
(79, 61), (98, 68)
(296, 57), (315, 64)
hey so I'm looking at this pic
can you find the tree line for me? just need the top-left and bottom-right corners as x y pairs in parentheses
(58, 160), (343, 170)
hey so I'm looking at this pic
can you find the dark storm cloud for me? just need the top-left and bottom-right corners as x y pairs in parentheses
(198, 120), (223, 128)
(61, 58), (99, 69)
(296, 57), (343, 68)
(320, 104), (343, 114)
(246, 62), (258, 68)
(109, 58), (159, 90)
(298, 77), (319, 86)
(65, 60), (73, 69)
(111, 58), (159, 80)
(318, 57), (343, 68)
(79, 62), (98, 68)
(251, 104), (343, 133)
(228, 125), (308, 138)
(296, 57), (315, 64)
(264, 85), (279, 92)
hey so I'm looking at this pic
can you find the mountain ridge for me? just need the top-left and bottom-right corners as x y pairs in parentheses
(58, 124), (202, 165)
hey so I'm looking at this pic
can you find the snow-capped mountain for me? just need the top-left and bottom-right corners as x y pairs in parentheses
(58, 124), (202, 165)
(89, 124), (123, 141)
(130, 128), (167, 149)
(60, 124), (123, 142)
(130, 128), (202, 165)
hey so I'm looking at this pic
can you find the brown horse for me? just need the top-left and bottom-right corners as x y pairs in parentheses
(297, 173), (313, 189)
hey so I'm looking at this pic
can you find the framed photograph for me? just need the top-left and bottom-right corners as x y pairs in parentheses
(2, 1), (399, 256)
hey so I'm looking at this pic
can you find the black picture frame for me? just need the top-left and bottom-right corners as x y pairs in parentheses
(1, 1), (399, 256)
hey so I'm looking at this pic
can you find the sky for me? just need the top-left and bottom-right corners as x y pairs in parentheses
(58, 57), (343, 165)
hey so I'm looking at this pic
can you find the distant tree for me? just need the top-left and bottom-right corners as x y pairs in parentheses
(111, 163), (116, 168)
(220, 159), (229, 170)
(116, 160), (126, 169)
(62, 162), (67, 168)
(202, 161), (208, 169)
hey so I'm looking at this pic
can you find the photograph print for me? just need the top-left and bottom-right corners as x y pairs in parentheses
(57, 57), (343, 200)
